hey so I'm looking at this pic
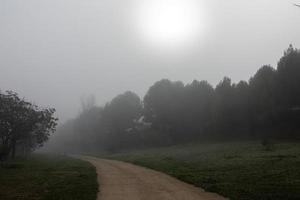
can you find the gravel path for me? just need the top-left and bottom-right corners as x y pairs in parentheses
(80, 156), (228, 200)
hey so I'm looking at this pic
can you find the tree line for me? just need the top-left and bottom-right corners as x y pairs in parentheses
(0, 91), (57, 160)
(48, 45), (300, 153)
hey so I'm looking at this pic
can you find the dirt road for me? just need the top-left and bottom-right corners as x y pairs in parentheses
(80, 156), (227, 200)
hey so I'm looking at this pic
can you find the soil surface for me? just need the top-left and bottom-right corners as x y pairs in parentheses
(80, 156), (228, 200)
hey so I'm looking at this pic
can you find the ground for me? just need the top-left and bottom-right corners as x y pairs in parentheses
(80, 156), (227, 200)
(0, 154), (98, 200)
(106, 141), (300, 200)
(1, 142), (299, 200)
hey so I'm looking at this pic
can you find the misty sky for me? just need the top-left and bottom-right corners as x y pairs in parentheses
(1, 0), (300, 122)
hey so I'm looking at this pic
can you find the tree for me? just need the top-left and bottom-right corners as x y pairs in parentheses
(144, 79), (185, 142)
(233, 81), (252, 137)
(213, 77), (236, 136)
(277, 45), (300, 108)
(249, 65), (277, 109)
(275, 45), (300, 136)
(103, 91), (142, 150)
(248, 65), (277, 137)
(0, 91), (57, 159)
(183, 80), (215, 138)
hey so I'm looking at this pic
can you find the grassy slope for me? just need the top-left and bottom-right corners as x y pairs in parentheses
(107, 141), (300, 200)
(0, 154), (98, 200)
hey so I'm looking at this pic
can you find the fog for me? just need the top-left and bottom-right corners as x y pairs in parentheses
(1, 0), (300, 122)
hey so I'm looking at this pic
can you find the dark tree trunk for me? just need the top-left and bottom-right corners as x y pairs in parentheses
(11, 140), (16, 158)
(0, 138), (10, 161)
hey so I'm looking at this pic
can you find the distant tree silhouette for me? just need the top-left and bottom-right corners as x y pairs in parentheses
(212, 77), (236, 136)
(183, 80), (215, 139)
(102, 91), (142, 150)
(249, 65), (277, 137)
(232, 81), (252, 137)
(144, 79), (185, 142)
(277, 45), (300, 108)
(49, 45), (300, 153)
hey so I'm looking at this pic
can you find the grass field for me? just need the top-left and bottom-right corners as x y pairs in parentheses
(107, 141), (300, 200)
(0, 154), (98, 200)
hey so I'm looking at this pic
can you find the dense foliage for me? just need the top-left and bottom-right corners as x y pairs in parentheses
(0, 91), (57, 159)
(49, 45), (300, 153)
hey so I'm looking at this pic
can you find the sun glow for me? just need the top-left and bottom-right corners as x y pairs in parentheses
(136, 0), (208, 48)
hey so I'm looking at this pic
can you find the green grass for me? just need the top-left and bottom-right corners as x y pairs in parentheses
(107, 141), (300, 200)
(0, 154), (98, 200)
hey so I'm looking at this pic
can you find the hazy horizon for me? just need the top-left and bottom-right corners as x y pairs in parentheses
(1, 0), (300, 122)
